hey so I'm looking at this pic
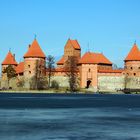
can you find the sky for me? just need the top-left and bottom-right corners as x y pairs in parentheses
(0, 0), (140, 68)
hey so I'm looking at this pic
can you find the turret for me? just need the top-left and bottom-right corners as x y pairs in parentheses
(124, 42), (140, 76)
(23, 39), (46, 79)
(1, 50), (18, 80)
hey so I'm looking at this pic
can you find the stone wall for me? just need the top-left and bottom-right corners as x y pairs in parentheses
(51, 76), (69, 88)
(125, 77), (140, 89)
(98, 76), (125, 92)
(1, 75), (140, 91)
(1, 77), (18, 89)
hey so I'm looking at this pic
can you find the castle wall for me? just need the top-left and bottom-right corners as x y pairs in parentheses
(98, 75), (125, 92)
(98, 65), (112, 70)
(51, 76), (69, 87)
(1, 77), (18, 89)
(125, 76), (140, 89)
(53, 71), (66, 76)
(1, 74), (140, 91)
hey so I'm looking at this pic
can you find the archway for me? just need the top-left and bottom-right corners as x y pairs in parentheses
(86, 80), (92, 88)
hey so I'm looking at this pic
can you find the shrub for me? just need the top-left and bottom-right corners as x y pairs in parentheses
(51, 80), (59, 89)
(30, 76), (48, 90)
(17, 79), (25, 88)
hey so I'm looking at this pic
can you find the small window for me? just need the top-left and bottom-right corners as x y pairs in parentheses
(127, 73), (129, 76)
(134, 73), (136, 76)
(138, 67), (140, 69)
(89, 69), (91, 72)
(28, 65), (30, 68)
(29, 71), (31, 74)
(131, 67), (133, 70)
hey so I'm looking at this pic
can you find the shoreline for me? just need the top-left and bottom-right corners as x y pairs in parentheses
(0, 88), (139, 94)
(0, 89), (127, 94)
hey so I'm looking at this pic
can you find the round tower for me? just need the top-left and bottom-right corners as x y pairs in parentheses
(23, 39), (46, 79)
(1, 51), (18, 80)
(124, 43), (140, 77)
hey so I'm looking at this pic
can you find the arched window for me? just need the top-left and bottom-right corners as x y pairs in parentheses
(89, 69), (91, 72)
(131, 67), (133, 70)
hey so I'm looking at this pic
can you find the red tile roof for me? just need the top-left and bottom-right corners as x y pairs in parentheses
(98, 69), (123, 73)
(68, 39), (81, 50)
(125, 43), (140, 61)
(2, 51), (18, 65)
(57, 56), (65, 65)
(24, 39), (46, 58)
(79, 52), (112, 65)
(16, 62), (24, 74)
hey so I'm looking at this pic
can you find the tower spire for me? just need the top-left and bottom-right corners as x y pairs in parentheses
(34, 34), (37, 40)
(87, 42), (90, 52)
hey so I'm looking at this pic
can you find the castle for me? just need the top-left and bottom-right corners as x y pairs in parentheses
(1, 38), (140, 92)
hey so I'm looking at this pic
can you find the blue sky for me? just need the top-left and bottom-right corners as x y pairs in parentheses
(0, 0), (140, 67)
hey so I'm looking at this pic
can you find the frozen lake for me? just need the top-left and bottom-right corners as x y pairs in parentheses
(0, 93), (140, 140)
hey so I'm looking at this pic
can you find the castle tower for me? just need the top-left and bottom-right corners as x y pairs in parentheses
(79, 52), (112, 90)
(57, 39), (81, 67)
(64, 39), (81, 61)
(124, 43), (140, 76)
(1, 51), (18, 80)
(23, 39), (46, 79)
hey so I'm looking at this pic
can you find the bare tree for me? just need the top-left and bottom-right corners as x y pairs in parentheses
(17, 78), (25, 88)
(46, 55), (55, 88)
(64, 56), (79, 92)
(30, 59), (47, 90)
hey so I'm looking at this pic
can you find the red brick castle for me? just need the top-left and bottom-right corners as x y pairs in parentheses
(1, 38), (140, 91)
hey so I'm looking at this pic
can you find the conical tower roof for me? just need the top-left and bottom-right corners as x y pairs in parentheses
(24, 39), (46, 58)
(2, 51), (17, 65)
(125, 43), (140, 61)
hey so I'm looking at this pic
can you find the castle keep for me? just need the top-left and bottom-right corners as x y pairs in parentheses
(1, 38), (140, 92)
